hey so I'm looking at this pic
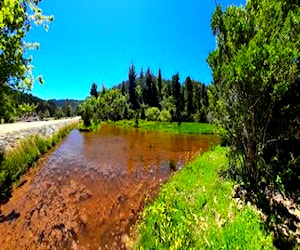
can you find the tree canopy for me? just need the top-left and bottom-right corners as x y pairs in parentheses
(0, 0), (53, 122)
(0, 0), (53, 90)
(208, 0), (300, 190)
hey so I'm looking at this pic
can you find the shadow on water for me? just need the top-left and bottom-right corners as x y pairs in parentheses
(0, 125), (219, 249)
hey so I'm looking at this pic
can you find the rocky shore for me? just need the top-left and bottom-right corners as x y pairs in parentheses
(0, 117), (80, 154)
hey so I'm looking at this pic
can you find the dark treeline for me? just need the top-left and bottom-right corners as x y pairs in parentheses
(79, 65), (209, 126)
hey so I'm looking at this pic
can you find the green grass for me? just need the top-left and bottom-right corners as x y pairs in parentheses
(0, 122), (77, 202)
(130, 147), (274, 249)
(111, 120), (217, 134)
(78, 121), (101, 132)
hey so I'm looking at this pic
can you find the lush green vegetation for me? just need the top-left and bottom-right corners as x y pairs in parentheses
(130, 147), (273, 249)
(112, 120), (216, 135)
(1, 0), (299, 247)
(78, 66), (210, 128)
(208, 0), (300, 194)
(78, 121), (101, 132)
(0, 1), (81, 123)
(0, 122), (77, 203)
(0, 86), (81, 123)
(0, 0), (54, 122)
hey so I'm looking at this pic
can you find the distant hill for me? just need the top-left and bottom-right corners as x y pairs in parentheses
(9, 89), (83, 117)
(49, 99), (84, 111)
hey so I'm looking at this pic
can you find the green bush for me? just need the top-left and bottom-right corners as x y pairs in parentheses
(159, 109), (172, 122)
(145, 107), (160, 121)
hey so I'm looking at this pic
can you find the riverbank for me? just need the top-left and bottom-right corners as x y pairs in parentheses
(110, 120), (217, 134)
(0, 117), (80, 153)
(0, 118), (80, 202)
(128, 147), (274, 249)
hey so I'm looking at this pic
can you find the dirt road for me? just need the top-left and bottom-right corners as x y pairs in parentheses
(0, 117), (81, 135)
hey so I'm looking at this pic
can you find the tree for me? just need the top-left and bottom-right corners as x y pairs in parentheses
(90, 83), (98, 98)
(207, 1), (300, 189)
(0, 1), (53, 123)
(139, 68), (144, 79)
(0, 0), (53, 90)
(55, 106), (65, 119)
(158, 68), (162, 101)
(144, 67), (152, 106)
(128, 64), (138, 110)
(172, 73), (182, 121)
(0, 88), (16, 123)
(184, 76), (194, 120)
(17, 103), (37, 118)
(160, 96), (176, 120)
(78, 97), (97, 127)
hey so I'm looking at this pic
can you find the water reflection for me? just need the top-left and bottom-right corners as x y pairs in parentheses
(0, 124), (219, 250)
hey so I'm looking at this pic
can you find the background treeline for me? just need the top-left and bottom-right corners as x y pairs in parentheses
(0, 86), (81, 123)
(79, 66), (209, 126)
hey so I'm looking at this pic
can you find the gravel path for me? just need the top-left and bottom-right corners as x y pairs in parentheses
(0, 117), (81, 135)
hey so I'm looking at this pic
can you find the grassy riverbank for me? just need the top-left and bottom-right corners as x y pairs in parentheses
(0, 122), (78, 203)
(78, 121), (101, 132)
(112, 120), (217, 134)
(129, 147), (273, 249)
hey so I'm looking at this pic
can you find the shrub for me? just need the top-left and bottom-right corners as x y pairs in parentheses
(159, 109), (172, 122)
(145, 107), (160, 121)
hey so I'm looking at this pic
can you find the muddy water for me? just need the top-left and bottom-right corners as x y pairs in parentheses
(0, 125), (219, 249)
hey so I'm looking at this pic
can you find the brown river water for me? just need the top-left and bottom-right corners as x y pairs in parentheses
(0, 125), (219, 249)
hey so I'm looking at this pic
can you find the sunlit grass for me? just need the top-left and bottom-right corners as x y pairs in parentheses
(112, 119), (217, 134)
(129, 147), (273, 249)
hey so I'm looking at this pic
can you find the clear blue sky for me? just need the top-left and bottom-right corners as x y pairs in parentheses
(29, 0), (245, 100)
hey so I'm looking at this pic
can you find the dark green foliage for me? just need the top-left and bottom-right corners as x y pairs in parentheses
(90, 82), (98, 98)
(172, 73), (183, 121)
(208, 0), (300, 191)
(157, 68), (162, 101)
(129, 64), (139, 110)
(184, 76), (194, 121)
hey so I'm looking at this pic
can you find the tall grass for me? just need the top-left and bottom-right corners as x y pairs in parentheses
(0, 122), (77, 203)
(112, 120), (217, 134)
(129, 147), (274, 249)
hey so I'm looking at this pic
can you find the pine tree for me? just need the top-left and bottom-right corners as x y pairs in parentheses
(172, 73), (182, 121)
(128, 64), (138, 110)
(185, 76), (193, 120)
(90, 83), (98, 98)
(158, 69), (162, 101)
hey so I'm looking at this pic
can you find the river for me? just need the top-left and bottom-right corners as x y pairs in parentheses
(0, 125), (219, 249)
